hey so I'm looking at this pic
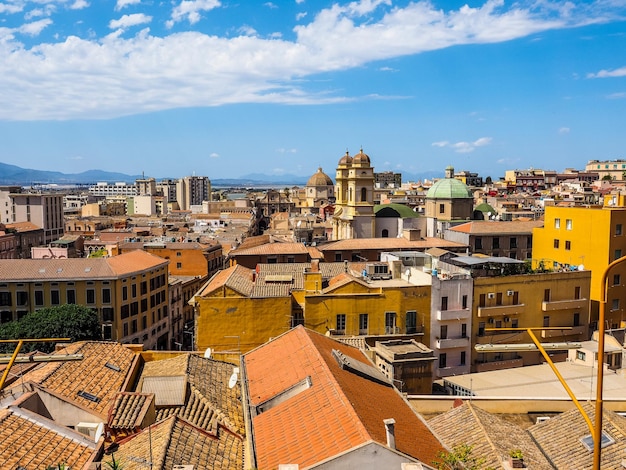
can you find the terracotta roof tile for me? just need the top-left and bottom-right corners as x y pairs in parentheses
(0, 408), (96, 469)
(111, 415), (243, 470)
(243, 326), (444, 469)
(20, 341), (138, 418)
(109, 392), (155, 430)
(231, 241), (310, 256)
(429, 402), (553, 469)
(449, 220), (544, 235)
(319, 237), (467, 251)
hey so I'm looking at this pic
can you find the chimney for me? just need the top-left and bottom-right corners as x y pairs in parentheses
(311, 259), (320, 272)
(383, 418), (396, 449)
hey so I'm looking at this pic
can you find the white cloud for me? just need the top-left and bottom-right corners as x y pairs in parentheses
(558, 127), (570, 134)
(295, 0), (304, 4)
(70, 0), (89, 10)
(116, 0), (141, 11)
(587, 66), (626, 78)
(18, 19), (53, 36)
(432, 137), (492, 153)
(109, 14), (152, 30)
(264, 2), (277, 9)
(25, 6), (56, 20)
(168, 0), (221, 27)
(238, 25), (257, 36)
(608, 92), (626, 99)
(0, 0), (622, 120)
(209, 152), (219, 158)
(277, 148), (297, 154)
(296, 11), (307, 21)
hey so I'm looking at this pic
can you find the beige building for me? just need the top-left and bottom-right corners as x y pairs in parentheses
(0, 250), (170, 348)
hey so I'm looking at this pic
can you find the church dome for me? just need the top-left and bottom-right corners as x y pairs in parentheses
(307, 167), (333, 187)
(426, 168), (473, 199)
(338, 151), (352, 165)
(352, 148), (370, 165)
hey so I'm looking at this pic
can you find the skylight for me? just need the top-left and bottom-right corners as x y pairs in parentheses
(581, 431), (615, 451)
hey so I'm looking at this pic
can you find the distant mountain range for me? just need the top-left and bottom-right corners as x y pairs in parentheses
(0, 162), (441, 187)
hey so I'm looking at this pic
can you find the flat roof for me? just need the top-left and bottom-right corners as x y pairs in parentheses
(444, 362), (626, 400)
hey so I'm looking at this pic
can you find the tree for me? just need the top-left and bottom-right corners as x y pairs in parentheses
(433, 444), (490, 470)
(0, 304), (101, 353)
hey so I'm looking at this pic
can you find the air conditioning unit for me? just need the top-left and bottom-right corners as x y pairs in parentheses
(507, 290), (514, 296)
(76, 422), (104, 442)
(487, 293), (495, 299)
(536, 416), (551, 424)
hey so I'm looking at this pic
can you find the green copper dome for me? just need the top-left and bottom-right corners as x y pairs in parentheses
(426, 177), (473, 199)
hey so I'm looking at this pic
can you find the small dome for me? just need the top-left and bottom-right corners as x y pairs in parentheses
(426, 171), (473, 199)
(353, 148), (370, 165)
(338, 151), (352, 165)
(307, 167), (333, 187)
(474, 202), (496, 213)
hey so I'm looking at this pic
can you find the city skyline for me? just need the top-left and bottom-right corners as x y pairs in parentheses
(1, 0), (626, 179)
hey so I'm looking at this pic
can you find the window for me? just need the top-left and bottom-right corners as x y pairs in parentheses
(612, 299), (620, 311)
(493, 237), (500, 249)
(16, 291), (27, 306)
(441, 296), (448, 311)
(577, 350), (586, 361)
(510, 237), (517, 249)
(122, 286), (128, 301)
(35, 290), (44, 306)
(475, 237), (482, 250)
(176, 262), (182, 269)
(461, 323), (467, 338)
(102, 307), (114, 322)
(440, 325), (448, 340)
(176, 251), (182, 257)
(103, 325), (112, 341)
(336, 314), (346, 333)
(554, 218), (560, 229)
(405, 311), (416, 334)
(543, 316), (550, 327)
(496, 292), (503, 306)
(51, 290), (60, 305)
(462, 295), (468, 309)
(616, 224), (622, 236)
(123, 323), (129, 337)
(566, 219), (572, 230)
(460, 351), (466, 366)
(334, 253), (342, 262)
(616, 249), (622, 260)
(142, 316), (147, 330)
(86, 289), (95, 304)
(553, 239), (560, 249)
(141, 281), (147, 295)
(439, 203), (445, 214)
(67, 289), (76, 304)
(0, 292), (11, 307)
(385, 311), (396, 334)
(575, 286), (581, 299)
(511, 318), (519, 328)
(527, 236), (532, 248)
(613, 274), (621, 286)
(574, 312), (580, 327)
(132, 284), (137, 298)
(478, 322), (485, 336)
(439, 353), (447, 369)
(479, 293), (486, 307)
(131, 319), (137, 334)
(359, 313), (369, 334)
(102, 288), (111, 304)
(544, 289), (551, 302)
(565, 240), (571, 250)
(361, 187), (367, 202)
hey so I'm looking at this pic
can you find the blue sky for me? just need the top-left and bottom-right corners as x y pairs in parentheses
(1, 0), (626, 181)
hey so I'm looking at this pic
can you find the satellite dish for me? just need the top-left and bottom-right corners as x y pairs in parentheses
(228, 373), (238, 389)
(578, 264), (584, 271)
(203, 347), (212, 358)
(405, 268), (410, 276)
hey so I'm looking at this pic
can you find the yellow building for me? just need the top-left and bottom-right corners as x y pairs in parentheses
(192, 261), (431, 354)
(472, 270), (591, 372)
(532, 196), (626, 327)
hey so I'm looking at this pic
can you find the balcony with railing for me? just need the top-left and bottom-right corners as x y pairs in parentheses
(541, 325), (588, 338)
(437, 308), (471, 321)
(478, 303), (526, 318)
(541, 298), (588, 311)
(436, 336), (470, 349)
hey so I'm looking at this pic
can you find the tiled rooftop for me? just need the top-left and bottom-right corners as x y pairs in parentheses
(0, 408), (96, 469)
(109, 392), (154, 430)
(0, 250), (167, 281)
(449, 220), (543, 235)
(243, 326), (444, 469)
(319, 237), (467, 251)
(111, 415), (243, 470)
(429, 402), (553, 469)
(230, 241), (310, 256)
(20, 341), (137, 417)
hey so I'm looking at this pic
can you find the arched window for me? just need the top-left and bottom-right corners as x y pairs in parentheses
(361, 187), (367, 202)
(382, 229), (389, 238)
